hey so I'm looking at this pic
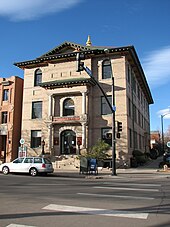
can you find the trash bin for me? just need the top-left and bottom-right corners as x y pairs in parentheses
(80, 157), (98, 175)
(80, 157), (89, 174)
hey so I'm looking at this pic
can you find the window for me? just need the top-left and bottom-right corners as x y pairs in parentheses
(34, 158), (42, 163)
(101, 96), (112, 115)
(2, 112), (8, 123)
(34, 69), (42, 86)
(101, 128), (112, 146)
(3, 89), (9, 101)
(102, 60), (112, 79)
(134, 131), (138, 149)
(133, 104), (137, 122)
(128, 98), (131, 117)
(129, 128), (132, 148)
(127, 65), (131, 84)
(32, 101), (42, 119)
(31, 130), (41, 148)
(24, 158), (33, 163)
(63, 98), (75, 116)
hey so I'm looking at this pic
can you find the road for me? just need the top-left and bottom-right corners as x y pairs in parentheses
(0, 172), (170, 227)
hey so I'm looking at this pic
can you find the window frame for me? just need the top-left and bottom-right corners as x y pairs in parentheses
(102, 59), (112, 79)
(2, 111), (8, 123)
(101, 95), (112, 115)
(63, 98), (75, 116)
(32, 101), (42, 119)
(31, 130), (42, 148)
(34, 69), (42, 86)
(3, 89), (9, 101)
(101, 127), (112, 146)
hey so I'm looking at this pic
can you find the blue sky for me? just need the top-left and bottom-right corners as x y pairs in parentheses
(0, 0), (170, 132)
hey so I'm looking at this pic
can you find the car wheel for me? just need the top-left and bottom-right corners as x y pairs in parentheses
(2, 166), (9, 175)
(30, 168), (38, 176)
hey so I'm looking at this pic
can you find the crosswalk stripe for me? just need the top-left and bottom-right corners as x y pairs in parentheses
(43, 204), (148, 219)
(94, 186), (159, 192)
(6, 224), (36, 227)
(77, 192), (154, 200)
(103, 182), (161, 187)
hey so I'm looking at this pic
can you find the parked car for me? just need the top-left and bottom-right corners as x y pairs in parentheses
(0, 156), (54, 176)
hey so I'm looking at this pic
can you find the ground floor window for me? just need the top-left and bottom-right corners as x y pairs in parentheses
(31, 130), (41, 148)
(101, 128), (112, 146)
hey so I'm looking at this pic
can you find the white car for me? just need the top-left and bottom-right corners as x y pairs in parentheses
(0, 156), (54, 176)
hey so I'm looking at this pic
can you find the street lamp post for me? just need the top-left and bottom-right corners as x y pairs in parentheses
(161, 113), (170, 153)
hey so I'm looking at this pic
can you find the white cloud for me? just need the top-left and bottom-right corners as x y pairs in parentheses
(157, 108), (170, 119)
(0, 0), (82, 21)
(142, 46), (170, 88)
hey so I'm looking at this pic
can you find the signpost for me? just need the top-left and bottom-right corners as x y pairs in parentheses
(167, 141), (170, 148)
(18, 138), (27, 158)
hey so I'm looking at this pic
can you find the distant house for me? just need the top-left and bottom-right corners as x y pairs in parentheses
(0, 76), (23, 162)
(14, 37), (153, 168)
(150, 131), (161, 146)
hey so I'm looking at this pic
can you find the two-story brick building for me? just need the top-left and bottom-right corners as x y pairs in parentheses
(14, 37), (153, 168)
(0, 76), (23, 162)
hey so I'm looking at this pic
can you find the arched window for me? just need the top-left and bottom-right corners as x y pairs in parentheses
(63, 98), (75, 116)
(102, 60), (112, 79)
(34, 69), (42, 86)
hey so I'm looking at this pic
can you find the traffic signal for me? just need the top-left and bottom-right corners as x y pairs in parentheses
(106, 133), (112, 139)
(117, 121), (122, 132)
(76, 53), (85, 72)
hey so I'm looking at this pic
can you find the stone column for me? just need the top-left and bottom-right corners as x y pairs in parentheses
(48, 123), (52, 151)
(82, 123), (86, 148)
(48, 95), (53, 118)
(81, 92), (87, 148)
(82, 92), (87, 114)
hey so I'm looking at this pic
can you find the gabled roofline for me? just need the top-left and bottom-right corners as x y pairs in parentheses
(14, 45), (131, 67)
(14, 44), (153, 104)
(39, 41), (94, 58)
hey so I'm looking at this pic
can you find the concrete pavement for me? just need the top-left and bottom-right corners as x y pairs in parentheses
(53, 155), (170, 179)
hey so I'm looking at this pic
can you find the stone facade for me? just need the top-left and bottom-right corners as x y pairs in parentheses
(14, 40), (153, 168)
(0, 76), (23, 162)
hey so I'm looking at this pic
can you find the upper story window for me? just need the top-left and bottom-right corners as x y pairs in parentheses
(127, 65), (131, 84)
(34, 69), (42, 86)
(1, 111), (8, 123)
(63, 98), (75, 116)
(102, 60), (112, 79)
(3, 89), (9, 101)
(101, 96), (112, 115)
(32, 101), (42, 119)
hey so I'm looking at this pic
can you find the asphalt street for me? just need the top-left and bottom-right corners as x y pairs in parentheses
(0, 156), (170, 227)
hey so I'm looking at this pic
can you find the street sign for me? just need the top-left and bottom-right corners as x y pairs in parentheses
(112, 105), (116, 112)
(20, 138), (25, 145)
(167, 141), (170, 148)
(18, 146), (27, 158)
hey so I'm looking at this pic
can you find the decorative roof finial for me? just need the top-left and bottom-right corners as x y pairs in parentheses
(86, 35), (92, 46)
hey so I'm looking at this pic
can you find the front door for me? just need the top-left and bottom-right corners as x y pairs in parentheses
(61, 130), (76, 155)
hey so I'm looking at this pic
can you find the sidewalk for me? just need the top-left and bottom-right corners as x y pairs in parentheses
(53, 156), (170, 179)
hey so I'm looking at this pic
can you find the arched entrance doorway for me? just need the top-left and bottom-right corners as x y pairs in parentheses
(60, 130), (76, 155)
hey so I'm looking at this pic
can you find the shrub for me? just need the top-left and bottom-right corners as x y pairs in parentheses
(83, 139), (110, 161)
